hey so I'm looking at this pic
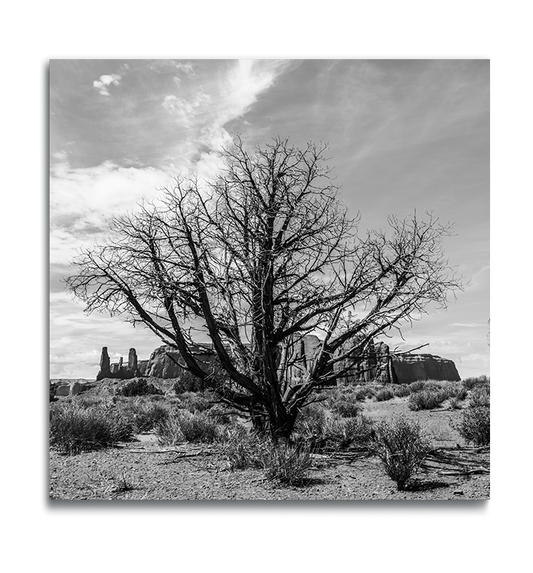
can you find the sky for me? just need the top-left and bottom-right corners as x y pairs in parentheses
(50, 59), (489, 379)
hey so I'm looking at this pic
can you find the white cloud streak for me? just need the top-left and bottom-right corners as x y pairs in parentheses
(93, 73), (122, 96)
(162, 59), (291, 178)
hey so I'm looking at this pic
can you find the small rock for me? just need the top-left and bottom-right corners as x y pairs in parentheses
(453, 490), (464, 495)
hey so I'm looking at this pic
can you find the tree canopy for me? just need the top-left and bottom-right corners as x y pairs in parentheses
(67, 137), (462, 439)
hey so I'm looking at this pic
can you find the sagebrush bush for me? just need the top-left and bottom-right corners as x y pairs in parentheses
(156, 411), (220, 444)
(332, 399), (363, 418)
(223, 427), (270, 470)
(118, 378), (164, 397)
(438, 383), (460, 399)
(462, 375), (489, 391)
(392, 384), (411, 398)
(409, 380), (443, 394)
(324, 415), (375, 449)
(408, 390), (447, 411)
(50, 402), (133, 455)
(207, 403), (235, 424)
(263, 442), (312, 486)
(375, 388), (395, 402)
(456, 405), (490, 446)
(325, 387), (361, 415)
(294, 402), (328, 438)
(175, 411), (220, 443)
(176, 391), (215, 413)
(156, 415), (184, 445)
(469, 387), (490, 408)
(75, 394), (110, 409)
(355, 387), (376, 401)
(117, 398), (170, 433)
(373, 416), (431, 490)
(409, 381), (427, 393)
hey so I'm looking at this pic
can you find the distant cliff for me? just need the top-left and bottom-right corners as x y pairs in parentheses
(96, 337), (460, 384)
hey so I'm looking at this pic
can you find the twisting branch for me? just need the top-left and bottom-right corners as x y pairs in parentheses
(66, 136), (463, 440)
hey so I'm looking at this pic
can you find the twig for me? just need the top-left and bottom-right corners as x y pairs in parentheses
(437, 468), (490, 477)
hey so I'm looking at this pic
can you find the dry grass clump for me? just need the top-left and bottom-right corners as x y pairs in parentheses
(156, 411), (221, 444)
(176, 391), (216, 413)
(392, 384), (411, 398)
(355, 386), (376, 401)
(462, 375), (489, 391)
(223, 427), (313, 486)
(50, 401), (133, 455)
(116, 397), (170, 433)
(408, 389), (447, 411)
(118, 378), (164, 397)
(455, 386), (490, 446)
(375, 388), (395, 402)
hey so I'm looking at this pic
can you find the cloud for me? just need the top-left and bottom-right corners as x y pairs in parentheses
(175, 62), (195, 76)
(93, 73), (122, 96)
(159, 59), (291, 181)
(50, 160), (173, 265)
(162, 91), (211, 128)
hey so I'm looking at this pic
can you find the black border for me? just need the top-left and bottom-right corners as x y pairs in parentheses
(36, 50), (493, 521)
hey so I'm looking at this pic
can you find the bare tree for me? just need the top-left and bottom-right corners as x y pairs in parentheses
(67, 137), (462, 440)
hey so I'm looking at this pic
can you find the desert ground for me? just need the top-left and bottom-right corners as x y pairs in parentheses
(49, 378), (489, 501)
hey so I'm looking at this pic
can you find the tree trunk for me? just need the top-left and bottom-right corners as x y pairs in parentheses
(268, 407), (297, 443)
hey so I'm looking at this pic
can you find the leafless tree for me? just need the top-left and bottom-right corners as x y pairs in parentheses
(67, 137), (462, 440)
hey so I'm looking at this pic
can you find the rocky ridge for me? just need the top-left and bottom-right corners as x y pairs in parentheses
(95, 336), (460, 385)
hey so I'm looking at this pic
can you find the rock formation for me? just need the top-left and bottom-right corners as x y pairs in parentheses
(391, 353), (460, 383)
(333, 339), (396, 385)
(97, 347), (111, 380)
(145, 346), (183, 378)
(97, 347), (141, 379)
(55, 380), (86, 397)
(128, 348), (138, 373)
(96, 338), (460, 385)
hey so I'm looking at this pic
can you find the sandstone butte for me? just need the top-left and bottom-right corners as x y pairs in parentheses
(95, 335), (460, 386)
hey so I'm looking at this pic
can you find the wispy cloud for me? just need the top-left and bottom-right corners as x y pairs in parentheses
(93, 73), (122, 96)
(161, 59), (291, 179)
(50, 160), (172, 265)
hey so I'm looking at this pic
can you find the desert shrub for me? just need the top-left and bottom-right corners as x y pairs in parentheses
(223, 427), (270, 470)
(177, 411), (220, 442)
(373, 416), (431, 491)
(462, 375), (490, 391)
(409, 380), (443, 394)
(355, 386), (376, 401)
(326, 386), (363, 418)
(117, 398), (170, 433)
(50, 382), (58, 402)
(176, 391), (215, 413)
(392, 384), (411, 398)
(408, 389), (447, 411)
(263, 442), (312, 486)
(333, 399), (363, 418)
(75, 394), (111, 409)
(376, 388), (395, 402)
(156, 415), (184, 445)
(439, 382), (463, 399)
(207, 403), (235, 425)
(456, 406), (490, 446)
(295, 404), (374, 451)
(118, 378), (164, 397)
(294, 402), (329, 441)
(409, 380), (427, 393)
(469, 386), (490, 408)
(156, 411), (220, 444)
(325, 415), (375, 449)
(50, 402), (133, 455)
